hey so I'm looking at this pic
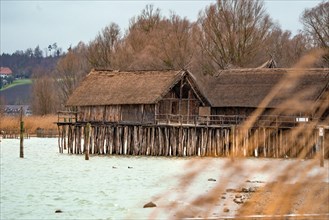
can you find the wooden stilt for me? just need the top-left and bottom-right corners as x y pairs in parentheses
(279, 129), (283, 158)
(178, 127), (182, 156)
(57, 126), (62, 153)
(123, 126), (128, 155)
(63, 125), (67, 151)
(164, 127), (169, 156)
(244, 129), (248, 157)
(145, 127), (151, 155)
(148, 127), (153, 156)
(158, 127), (163, 156)
(319, 127), (324, 167)
(205, 128), (210, 156)
(85, 123), (91, 160)
(19, 107), (24, 158)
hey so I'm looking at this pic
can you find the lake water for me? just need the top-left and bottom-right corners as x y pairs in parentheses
(1, 138), (328, 219)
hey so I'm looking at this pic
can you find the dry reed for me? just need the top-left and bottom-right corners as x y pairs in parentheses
(0, 114), (57, 134)
(151, 49), (329, 219)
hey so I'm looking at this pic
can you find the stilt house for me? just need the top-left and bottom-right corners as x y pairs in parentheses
(57, 68), (328, 158)
(198, 68), (329, 126)
(66, 69), (210, 125)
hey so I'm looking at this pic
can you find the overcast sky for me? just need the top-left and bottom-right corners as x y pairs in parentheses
(0, 0), (322, 55)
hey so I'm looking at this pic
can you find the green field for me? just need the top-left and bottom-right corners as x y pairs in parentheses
(0, 79), (32, 91)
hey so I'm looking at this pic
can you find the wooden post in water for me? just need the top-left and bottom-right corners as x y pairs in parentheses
(85, 123), (91, 160)
(19, 107), (24, 158)
(319, 127), (324, 167)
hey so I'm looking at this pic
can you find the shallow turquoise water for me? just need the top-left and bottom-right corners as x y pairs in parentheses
(1, 138), (328, 219)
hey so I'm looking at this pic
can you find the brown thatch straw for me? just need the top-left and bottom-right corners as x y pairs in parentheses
(66, 69), (185, 106)
(199, 68), (329, 109)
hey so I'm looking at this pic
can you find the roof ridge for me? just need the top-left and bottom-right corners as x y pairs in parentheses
(93, 68), (180, 72)
(91, 69), (183, 76)
(215, 68), (329, 77)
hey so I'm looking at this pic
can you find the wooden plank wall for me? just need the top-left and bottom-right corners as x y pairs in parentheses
(57, 124), (326, 159)
(78, 105), (155, 123)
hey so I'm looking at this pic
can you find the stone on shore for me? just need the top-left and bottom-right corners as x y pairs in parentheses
(233, 198), (244, 204)
(143, 202), (157, 208)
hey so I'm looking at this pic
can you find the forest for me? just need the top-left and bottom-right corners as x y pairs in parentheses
(0, 0), (328, 115)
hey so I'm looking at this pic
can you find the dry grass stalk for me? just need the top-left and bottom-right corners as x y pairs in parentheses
(0, 115), (57, 134)
(152, 49), (329, 219)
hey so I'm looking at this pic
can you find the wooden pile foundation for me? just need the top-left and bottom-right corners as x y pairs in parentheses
(57, 122), (327, 159)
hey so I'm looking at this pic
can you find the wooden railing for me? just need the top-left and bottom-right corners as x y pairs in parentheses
(57, 111), (78, 123)
(57, 111), (318, 128)
(155, 114), (243, 126)
(155, 114), (316, 128)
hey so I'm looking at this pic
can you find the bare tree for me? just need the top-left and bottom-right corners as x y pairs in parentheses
(113, 5), (195, 70)
(257, 26), (310, 67)
(301, 1), (329, 65)
(31, 67), (58, 115)
(116, 4), (162, 69)
(152, 13), (194, 69)
(130, 4), (161, 33)
(87, 23), (121, 68)
(56, 42), (90, 107)
(197, 0), (273, 72)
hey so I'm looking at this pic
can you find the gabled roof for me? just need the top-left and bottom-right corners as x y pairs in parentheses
(66, 69), (208, 106)
(67, 68), (329, 110)
(0, 67), (13, 75)
(199, 68), (329, 109)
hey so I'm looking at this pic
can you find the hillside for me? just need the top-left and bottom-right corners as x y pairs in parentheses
(0, 83), (32, 105)
(0, 79), (32, 91)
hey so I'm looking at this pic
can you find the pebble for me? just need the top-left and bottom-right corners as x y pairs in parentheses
(242, 187), (257, 193)
(245, 180), (264, 183)
(143, 202), (157, 208)
(208, 178), (216, 182)
(223, 208), (230, 212)
(233, 198), (244, 204)
(235, 194), (243, 198)
(55, 209), (62, 213)
(226, 188), (237, 192)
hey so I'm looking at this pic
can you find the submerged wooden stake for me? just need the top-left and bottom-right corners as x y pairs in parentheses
(85, 123), (91, 160)
(19, 107), (24, 158)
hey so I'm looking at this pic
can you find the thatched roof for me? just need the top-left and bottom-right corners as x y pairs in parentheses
(67, 68), (329, 110)
(199, 68), (329, 109)
(67, 69), (190, 106)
